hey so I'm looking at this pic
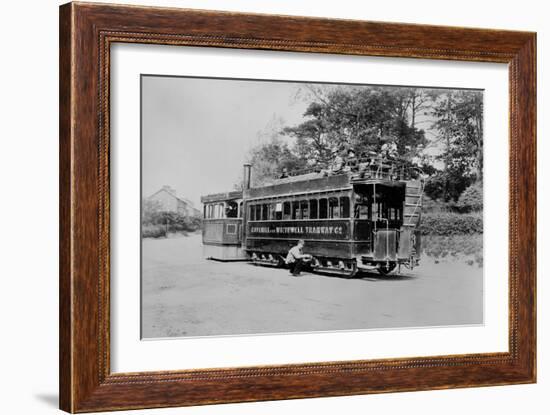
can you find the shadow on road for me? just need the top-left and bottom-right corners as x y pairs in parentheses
(355, 272), (417, 282)
(304, 269), (417, 282)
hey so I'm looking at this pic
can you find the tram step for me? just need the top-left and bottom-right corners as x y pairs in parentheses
(252, 260), (280, 267)
(312, 267), (357, 277)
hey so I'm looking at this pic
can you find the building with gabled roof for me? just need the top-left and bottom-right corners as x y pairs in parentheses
(147, 185), (200, 217)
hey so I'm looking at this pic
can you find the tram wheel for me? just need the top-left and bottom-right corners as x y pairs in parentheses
(377, 263), (397, 276)
(340, 261), (359, 279)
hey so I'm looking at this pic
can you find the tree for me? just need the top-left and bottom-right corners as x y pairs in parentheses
(142, 199), (164, 224)
(426, 90), (483, 202)
(283, 85), (428, 166)
(142, 198), (202, 234)
(243, 117), (307, 187)
(247, 136), (306, 186)
(456, 182), (483, 212)
(432, 90), (483, 180)
(239, 85), (482, 202)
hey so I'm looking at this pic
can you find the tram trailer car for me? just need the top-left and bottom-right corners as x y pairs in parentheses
(202, 159), (424, 277)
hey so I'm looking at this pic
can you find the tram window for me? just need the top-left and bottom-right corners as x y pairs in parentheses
(300, 200), (309, 219)
(274, 203), (283, 220)
(261, 204), (269, 220)
(319, 198), (328, 219)
(239, 202), (243, 218)
(328, 197), (339, 218)
(249, 205), (255, 221)
(339, 197), (350, 218)
(388, 207), (402, 221)
(283, 202), (291, 220)
(355, 204), (369, 219)
(372, 202), (379, 219)
(309, 199), (318, 219)
(226, 201), (238, 218)
(255, 205), (262, 221)
(292, 201), (300, 219)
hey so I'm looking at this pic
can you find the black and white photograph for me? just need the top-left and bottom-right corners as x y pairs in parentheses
(141, 75), (484, 339)
(2, 0), (544, 413)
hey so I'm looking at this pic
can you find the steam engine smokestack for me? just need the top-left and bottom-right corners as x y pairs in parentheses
(243, 163), (252, 190)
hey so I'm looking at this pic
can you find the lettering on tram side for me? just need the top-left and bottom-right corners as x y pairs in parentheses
(249, 222), (349, 239)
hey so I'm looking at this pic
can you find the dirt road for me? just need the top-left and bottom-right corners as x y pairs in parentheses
(142, 233), (483, 338)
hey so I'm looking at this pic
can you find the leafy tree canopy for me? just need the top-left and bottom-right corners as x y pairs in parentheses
(241, 85), (483, 203)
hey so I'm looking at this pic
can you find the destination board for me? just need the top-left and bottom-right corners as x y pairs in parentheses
(248, 220), (350, 240)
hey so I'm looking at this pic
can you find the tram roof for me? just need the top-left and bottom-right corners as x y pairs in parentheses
(200, 190), (243, 204)
(201, 157), (421, 202)
(245, 172), (411, 200)
(245, 172), (354, 199)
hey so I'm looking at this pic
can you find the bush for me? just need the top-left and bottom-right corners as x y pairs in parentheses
(419, 212), (483, 236)
(423, 171), (475, 202)
(142, 208), (202, 235)
(422, 234), (483, 267)
(455, 182), (483, 213)
(422, 197), (453, 213)
(142, 224), (167, 238)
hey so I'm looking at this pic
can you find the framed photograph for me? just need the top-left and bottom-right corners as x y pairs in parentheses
(59, 2), (536, 412)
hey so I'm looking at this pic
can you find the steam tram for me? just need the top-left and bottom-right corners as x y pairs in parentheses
(201, 157), (424, 277)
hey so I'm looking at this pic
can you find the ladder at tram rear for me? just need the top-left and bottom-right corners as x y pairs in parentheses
(403, 180), (423, 228)
(398, 180), (424, 260)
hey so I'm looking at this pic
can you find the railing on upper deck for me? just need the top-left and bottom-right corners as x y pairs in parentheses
(347, 156), (423, 182)
(281, 156), (423, 183)
(285, 167), (323, 177)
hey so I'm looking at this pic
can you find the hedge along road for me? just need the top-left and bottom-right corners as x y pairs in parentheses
(141, 233), (483, 338)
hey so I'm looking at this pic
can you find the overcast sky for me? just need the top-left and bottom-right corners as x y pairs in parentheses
(142, 75), (308, 207)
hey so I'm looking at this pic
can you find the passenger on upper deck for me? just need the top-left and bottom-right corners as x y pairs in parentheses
(381, 141), (398, 159)
(344, 148), (357, 172)
(355, 151), (376, 179)
(331, 145), (346, 173)
(322, 144), (348, 176)
(279, 167), (289, 179)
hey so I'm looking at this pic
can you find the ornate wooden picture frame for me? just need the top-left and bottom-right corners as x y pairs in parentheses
(59, 2), (536, 412)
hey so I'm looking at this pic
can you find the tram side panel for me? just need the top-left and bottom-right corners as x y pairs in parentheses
(244, 219), (354, 260)
(202, 218), (246, 261)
